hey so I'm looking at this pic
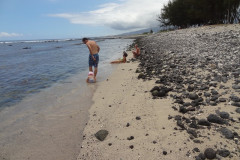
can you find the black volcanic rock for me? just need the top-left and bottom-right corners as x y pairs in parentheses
(218, 127), (234, 139)
(217, 149), (230, 157)
(230, 95), (240, 102)
(204, 148), (216, 159)
(198, 119), (211, 126)
(236, 108), (240, 113)
(219, 111), (230, 119)
(187, 129), (197, 138)
(138, 73), (146, 79)
(179, 106), (188, 114)
(232, 102), (240, 107)
(189, 93), (199, 100)
(207, 114), (226, 124)
(95, 130), (109, 141)
(150, 86), (160, 92)
(196, 153), (206, 160)
(219, 98), (227, 102)
(204, 92), (211, 97)
(152, 90), (159, 96)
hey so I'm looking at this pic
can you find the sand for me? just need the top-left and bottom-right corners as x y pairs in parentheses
(78, 53), (194, 160)
(78, 25), (240, 160)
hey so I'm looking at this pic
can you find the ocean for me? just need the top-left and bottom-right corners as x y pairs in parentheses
(0, 38), (134, 160)
(0, 38), (133, 108)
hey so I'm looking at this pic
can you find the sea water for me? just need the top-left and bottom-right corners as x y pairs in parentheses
(0, 38), (134, 160)
(0, 38), (133, 108)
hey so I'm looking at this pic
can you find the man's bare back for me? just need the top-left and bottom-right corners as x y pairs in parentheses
(86, 40), (100, 55)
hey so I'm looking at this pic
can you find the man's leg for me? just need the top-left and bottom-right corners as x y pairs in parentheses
(94, 67), (98, 79)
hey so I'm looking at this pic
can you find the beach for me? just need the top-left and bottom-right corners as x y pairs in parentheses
(78, 24), (240, 160)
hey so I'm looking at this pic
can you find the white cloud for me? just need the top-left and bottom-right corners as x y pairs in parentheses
(49, 0), (168, 31)
(0, 32), (23, 38)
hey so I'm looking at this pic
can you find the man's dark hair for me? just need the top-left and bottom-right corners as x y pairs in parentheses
(82, 37), (88, 42)
(123, 51), (128, 57)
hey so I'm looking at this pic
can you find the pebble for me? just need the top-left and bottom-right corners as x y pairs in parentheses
(204, 148), (216, 159)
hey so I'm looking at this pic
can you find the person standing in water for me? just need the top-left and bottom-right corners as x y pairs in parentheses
(82, 38), (100, 81)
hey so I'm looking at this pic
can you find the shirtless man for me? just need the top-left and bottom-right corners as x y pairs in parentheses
(82, 38), (100, 81)
(132, 44), (140, 58)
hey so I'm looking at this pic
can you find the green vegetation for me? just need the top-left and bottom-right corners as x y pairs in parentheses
(158, 0), (240, 28)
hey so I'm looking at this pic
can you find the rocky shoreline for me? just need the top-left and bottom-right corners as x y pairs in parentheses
(136, 24), (240, 159)
(78, 24), (240, 160)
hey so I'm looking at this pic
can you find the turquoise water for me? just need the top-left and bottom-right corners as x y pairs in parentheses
(0, 38), (134, 108)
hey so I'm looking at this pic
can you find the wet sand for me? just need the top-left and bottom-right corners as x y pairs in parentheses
(0, 70), (95, 160)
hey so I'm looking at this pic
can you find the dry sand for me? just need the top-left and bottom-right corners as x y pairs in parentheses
(77, 53), (197, 160)
(78, 25), (240, 160)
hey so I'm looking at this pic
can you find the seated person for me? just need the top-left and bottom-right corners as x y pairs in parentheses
(132, 44), (140, 58)
(86, 71), (96, 83)
(111, 51), (128, 64)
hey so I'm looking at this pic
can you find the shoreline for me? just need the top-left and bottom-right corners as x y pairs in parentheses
(0, 61), (118, 160)
(78, 24), (240, 159)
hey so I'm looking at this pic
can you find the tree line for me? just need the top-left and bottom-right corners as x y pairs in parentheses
(158, 0), (240, 28)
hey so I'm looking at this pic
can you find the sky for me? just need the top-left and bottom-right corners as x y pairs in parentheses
(0, 0), (168, 40)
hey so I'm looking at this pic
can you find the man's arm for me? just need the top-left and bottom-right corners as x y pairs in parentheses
(86, 43), (96, 60)
(97, 45), (100, 53)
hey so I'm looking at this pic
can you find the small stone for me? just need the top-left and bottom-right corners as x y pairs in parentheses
(193, 148), (200, 152)
(95, 130), (109, 141)
(163, 151), (167, 155)
(198, 119), (211, 126)
(150, 86), (160, 92)
(218, 127), (234, 139)
(219, 98), (227, 102)
(232, 85), (240, 89)
(129, 145), (134, 149)
(217, 149), (230, 157)
(204, 92), (211, 97)
(197, 153), (206, 160)
(136, 116), (141, 120)
(236, 108), (240, 113)
(179, 106), (188, 114)
(126, 123), (130, 127)
(158, 90), (167, 97)
(187, 129), (197, 138)
(127, 136), (134, 140)
(230, 95), (240, 102)
(204, 148), (216, 159)
(189, 93), (199, 100)
(207, 114), (226, 124)
(211, 90), (218, 95)
(152, 90), (159, 96)
(138, 73), (145, 79)
(193, 139), (201, 143)
(232, 102), (240, 107)
(219, 112), (230, 119)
